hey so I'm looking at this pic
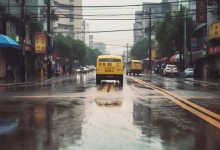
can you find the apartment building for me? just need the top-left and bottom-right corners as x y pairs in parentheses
(54, 0), (82, 40)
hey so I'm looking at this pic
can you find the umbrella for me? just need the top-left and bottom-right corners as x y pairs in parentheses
(0, 34), (20, 47)
(0, 118), (18, 135)
(170, 54), (183, 62)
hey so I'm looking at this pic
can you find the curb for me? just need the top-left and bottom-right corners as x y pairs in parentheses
(185, 79), (220, 86)
(0, 82), (35, 87)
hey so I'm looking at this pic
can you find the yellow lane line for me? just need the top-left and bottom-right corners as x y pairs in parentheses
(110, 84), (115, 92)
(102, 84), (109, 92)
(128, 76), (220, 129)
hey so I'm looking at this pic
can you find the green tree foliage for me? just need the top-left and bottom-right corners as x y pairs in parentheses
(155, 9), (194, 60)
(84, 47), (102, 65)
(131, 37), (149, 60)
(53, 34), (102, 65)
(53, 33), (72, 57)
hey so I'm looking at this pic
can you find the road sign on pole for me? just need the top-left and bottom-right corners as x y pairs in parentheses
(191, 37), (197, 47)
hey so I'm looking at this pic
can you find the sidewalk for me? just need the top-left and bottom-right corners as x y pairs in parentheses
(0, 76), (49, 87)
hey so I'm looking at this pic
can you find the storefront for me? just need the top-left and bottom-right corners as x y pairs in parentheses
(192, 50), (207, 78)
(207, 46), (220, 78)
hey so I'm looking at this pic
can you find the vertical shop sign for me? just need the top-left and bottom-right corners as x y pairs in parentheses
(151, 47), (156, 59)
(35, 32), (47, 53)
(196, 0), (207, 23)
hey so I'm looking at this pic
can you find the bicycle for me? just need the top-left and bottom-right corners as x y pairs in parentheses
(13, 66), (19, 79)
(12, 66), (28, 79)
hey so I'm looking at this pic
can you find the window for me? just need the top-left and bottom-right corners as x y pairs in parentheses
(70, 25), (74, 31)
(70, 0), (74, 2)
(70, 18), (74, 22)
(99, 59), (121, 62)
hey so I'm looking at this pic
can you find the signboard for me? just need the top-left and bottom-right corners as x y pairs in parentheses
(192, 50), (206, 59)
(191, 37), (197, 47)
(151, 47), (156, 59)
(209, 22), (220, 40)
(35, 32), (47, 53)
(196, 0), (207, 23)
(208, 46), (220, 55)
(127, 51), (130, 58)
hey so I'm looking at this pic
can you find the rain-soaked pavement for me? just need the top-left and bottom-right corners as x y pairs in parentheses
(0, 72), (220, 150)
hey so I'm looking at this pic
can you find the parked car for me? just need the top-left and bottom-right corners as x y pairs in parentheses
(76, 67), (88, 74)
(163, 64), (178, 76)
(184, 68), (194, 78)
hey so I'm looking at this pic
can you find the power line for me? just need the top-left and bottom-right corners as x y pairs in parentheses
(5, 0), (201, 8)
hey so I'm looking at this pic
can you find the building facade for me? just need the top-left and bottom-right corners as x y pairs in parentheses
(89, 35), (93, 48)
(53, 0), (82, 40)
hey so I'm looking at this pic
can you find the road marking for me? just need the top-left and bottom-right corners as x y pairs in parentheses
(102, 84), (109, 92)
(128, 76), (220, 129)
(110, 84), (115, 92)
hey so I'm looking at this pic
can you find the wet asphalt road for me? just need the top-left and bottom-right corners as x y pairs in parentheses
(0, 72), (220, 150)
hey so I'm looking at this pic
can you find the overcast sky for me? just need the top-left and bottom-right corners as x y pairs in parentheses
(82, 0), (162, 55)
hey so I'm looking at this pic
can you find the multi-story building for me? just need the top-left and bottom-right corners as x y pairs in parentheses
(89, 35), (93, 48)
(82, 20), (89, 46)
(53, 0), (82, 40)
(0, 0), (49, 78)
(133, 2), (164, 44)
(188, 0), (220, 78)
(93, 42), (106, 54)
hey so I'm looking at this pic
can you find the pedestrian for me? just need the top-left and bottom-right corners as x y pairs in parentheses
(62, 63), (66, 75)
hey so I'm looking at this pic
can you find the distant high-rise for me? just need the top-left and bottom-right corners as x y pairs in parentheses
(89, 35), (93, 48)
(93, 42), (106, 54)
(82, 20), (89, 46)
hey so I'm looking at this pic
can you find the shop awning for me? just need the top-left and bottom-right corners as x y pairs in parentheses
(170, 54), (183, 62)
(0, 34), (20, 47)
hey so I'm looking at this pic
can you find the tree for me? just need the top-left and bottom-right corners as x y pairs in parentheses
(154, 9), (194, 62)
(84, 47), (102, 65)
(155, 12), (175, 60)
(131, 37), (149, 60)
(53, 33), (72, 58)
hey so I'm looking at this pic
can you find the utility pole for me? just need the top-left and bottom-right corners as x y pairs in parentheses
(127, 43), (128, 64)
(179, 4), (183, 72)
(21, 0), (26, 82)
(148, 7), (151, 74)
(47, 0), (52, 79)
(184, 7), (186, 69)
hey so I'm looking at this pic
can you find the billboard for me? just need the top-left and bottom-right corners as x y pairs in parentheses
(196, 0), (207, 23)
(35, 32), (47, 53)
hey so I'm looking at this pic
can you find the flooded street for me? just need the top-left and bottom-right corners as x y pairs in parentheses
(0, 73), (220, 150)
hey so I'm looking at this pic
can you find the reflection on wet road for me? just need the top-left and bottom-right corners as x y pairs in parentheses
(0, 73), (220, 150)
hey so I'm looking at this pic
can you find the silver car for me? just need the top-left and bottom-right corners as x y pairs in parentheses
(184, 68), (194, 77)
(163, 64), (178, 76)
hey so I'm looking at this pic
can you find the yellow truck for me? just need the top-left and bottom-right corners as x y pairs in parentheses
(126, 60), (142, 76)
(96, 55), (124, 84)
